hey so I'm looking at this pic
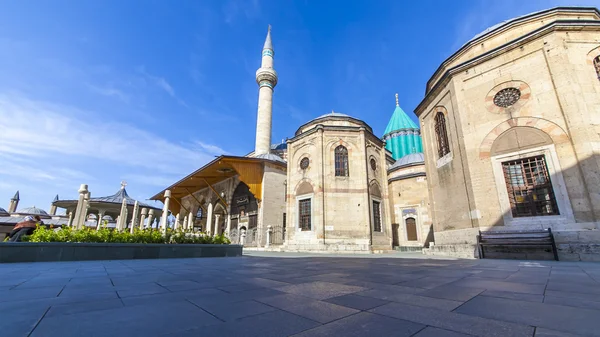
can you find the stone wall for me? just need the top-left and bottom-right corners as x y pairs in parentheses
(415, 9), (600, 260)
(285, 117), (392, 251)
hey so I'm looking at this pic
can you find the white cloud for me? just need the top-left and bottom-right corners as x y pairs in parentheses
(195, 141), (229, 156)
(86, 83), (130, 103)
(0, 93), (227, 207)
(136, 66), (188, 107)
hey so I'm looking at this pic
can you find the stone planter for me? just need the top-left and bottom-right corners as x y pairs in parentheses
(0, 242), (242, 263)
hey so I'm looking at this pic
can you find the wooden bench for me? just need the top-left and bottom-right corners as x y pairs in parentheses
(477, 228), (559, 261)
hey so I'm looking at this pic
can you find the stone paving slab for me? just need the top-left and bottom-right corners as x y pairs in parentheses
(0, 253), (599, 336)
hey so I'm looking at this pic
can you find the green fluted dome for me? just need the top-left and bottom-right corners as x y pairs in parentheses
(383, 97), (423, 160)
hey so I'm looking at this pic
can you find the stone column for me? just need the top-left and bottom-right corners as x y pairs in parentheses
(187, 212), (194, 231)
(266, 225), (272, 248)
(130, 201), (139, 234)
(78, 192), (90, 229)
(73, 184), (88, 230)
(160, 190), (171, 235)
(182, 214), (188, 231)
(226, 215), (232, 236)
(174, 213), (181, 230)
(214, 214), (221, 237)
(147, 209), (155, 230)
(118, 198), (128, 231)
(96, 209), (105, 230)
(139, 208), (148, 230)
(67, 211), (73, 227)
(206, 203), (213, 235)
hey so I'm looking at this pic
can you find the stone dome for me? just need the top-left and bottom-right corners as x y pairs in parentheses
(255, 153), (286, 163)
(102, 215), (114, 221)
(311, 111), (350, 121)
(389, 152), (425, 170)
(15, 206), (49, 217)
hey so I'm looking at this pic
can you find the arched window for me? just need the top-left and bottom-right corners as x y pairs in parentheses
(434, 112), (450, 158)
(334, 145), (349, 176)
(594, 55), (600, 81)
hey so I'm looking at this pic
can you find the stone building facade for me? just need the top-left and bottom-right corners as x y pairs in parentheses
(284, 113), (395, 252)
(415, 7), (600, 260)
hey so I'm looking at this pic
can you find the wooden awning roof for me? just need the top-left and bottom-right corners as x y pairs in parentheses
(150, 155), (286, 214)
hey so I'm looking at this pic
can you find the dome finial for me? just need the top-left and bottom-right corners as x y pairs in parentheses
(120, 181), (127, 190)
(395, 93), (399, 107)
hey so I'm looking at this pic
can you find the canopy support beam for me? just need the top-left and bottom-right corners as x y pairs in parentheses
(203, 178), (229, 209)
(184, 187), (206, 213)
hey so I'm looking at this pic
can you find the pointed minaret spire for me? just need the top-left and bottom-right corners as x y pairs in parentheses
(395, 93), (399, 107)
(50, 194), (59, 216)
(254, 25), (278, 155)
(263, 25), (273, 50)
(8, 190), (19, 213)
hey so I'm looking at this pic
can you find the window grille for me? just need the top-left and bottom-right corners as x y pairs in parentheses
(434, 112), (450, 158)
(594, 56), (600, 81)
(334, 145), (349, 176)
(299, 199), (311, 231)
(502, 155), (559, 217)
(372, 200), (382, 232)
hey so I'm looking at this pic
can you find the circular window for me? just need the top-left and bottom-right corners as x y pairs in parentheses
(370, 158), (377, 171)
(493, 88), (521, 108)
(300, 157), (309, 170)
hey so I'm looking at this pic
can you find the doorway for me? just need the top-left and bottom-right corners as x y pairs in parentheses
(406, 217), (418, 241)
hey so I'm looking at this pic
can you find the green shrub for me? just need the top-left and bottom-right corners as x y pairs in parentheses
(23, 226), (231, 245)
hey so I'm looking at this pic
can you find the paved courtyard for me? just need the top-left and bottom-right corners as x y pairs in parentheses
(1, 252), (600, 337)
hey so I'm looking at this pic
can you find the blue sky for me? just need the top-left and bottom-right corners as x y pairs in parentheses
(0, 0), (596, 212)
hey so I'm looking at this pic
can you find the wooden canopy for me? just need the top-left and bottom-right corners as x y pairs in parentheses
(150, 155), (285, 214)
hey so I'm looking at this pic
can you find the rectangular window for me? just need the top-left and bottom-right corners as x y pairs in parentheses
(502, 155), (559, 217)
(298, 199), (311, 231)
(372, 200), (382, 232)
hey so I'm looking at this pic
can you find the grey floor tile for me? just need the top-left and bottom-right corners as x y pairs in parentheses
(449, 277), (546, 294)
(370, 302), (534, 337)
(324, 294), (390, 310)
(400, 276), (462, 289)
(255, 293), (318, 310)
(164, 309), (319, 337)
(46, 298), (124, 317)
(455, 295), (600, 336)
(276, 281), (366, 300)
(0, 285), (63, 303)
(480, 290), (544, 302)
(291, 312), (424, 337)
(418, 284), (485, 302)
(282, 300), (360, 323)
(544, 289), (600, 303)
(534, 327), (583, 336)
(31, 300), (221, 337)
(413, 327), (473, 337)
(196, 299), (276, 321)
(116, 283), (169, 298)
(543, 295), (600, 311)
(545, 280), (600, 295)
(355, 289), (463, 311)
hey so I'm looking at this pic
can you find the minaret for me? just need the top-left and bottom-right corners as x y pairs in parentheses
(8, 190), (19, 213)
(49, 194), (59, 216)
(254, 25), (278, 155)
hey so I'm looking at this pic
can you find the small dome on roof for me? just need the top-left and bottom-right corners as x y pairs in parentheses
(311, 111), (350, 122)
(255, 153), (286, 163)
(0, 207), (9, 216)
(102, 215), (114, 221)
(271, 142), (287, 150)
(389, 152), (425, 170)
(15, 206), (49, 216)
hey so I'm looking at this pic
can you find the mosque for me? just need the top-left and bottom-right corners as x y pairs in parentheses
(4, 7), (598, 261)
(153, 7), (600, 260)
